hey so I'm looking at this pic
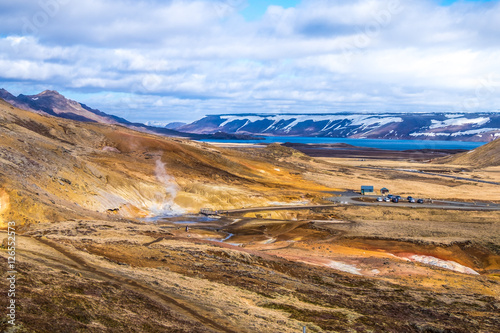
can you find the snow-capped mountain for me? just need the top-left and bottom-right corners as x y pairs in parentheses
(179, 113), (500, 142)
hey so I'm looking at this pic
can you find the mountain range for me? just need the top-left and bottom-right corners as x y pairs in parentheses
(179, 113), (500, 142)
(3, 89), (500, 142)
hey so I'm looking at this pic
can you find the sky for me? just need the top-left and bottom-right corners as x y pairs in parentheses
(0, 0), (499, 124)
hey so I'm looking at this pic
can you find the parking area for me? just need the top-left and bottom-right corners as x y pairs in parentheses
(327, 192), (500, 211)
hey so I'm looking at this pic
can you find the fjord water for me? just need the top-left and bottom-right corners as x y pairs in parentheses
(201, 137), (486, 151)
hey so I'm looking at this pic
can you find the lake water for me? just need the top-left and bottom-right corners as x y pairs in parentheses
(200, 137), (486, 151)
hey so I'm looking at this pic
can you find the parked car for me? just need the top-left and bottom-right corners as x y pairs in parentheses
(376, 197), (383, 202)
(387, 194), (394, 199)
(384, 197), (391, 202)
(407, 196), (413, 200)
(417, 199), (424, 204)
(409, 198), (416, 203)
(392, 197), (399, 203)
(395, 195), (402, 200)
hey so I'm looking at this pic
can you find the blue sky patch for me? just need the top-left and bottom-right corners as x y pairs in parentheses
(240, 0), (301, 20)
(440, 0), (495, 5)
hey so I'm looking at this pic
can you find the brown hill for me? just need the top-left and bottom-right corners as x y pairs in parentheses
(438, 138), (500, 167)
(0, 89), (127, 124)
(0, 98), (328, 228)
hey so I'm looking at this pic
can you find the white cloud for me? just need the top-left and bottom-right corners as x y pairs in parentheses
(0, 0), (499, 122)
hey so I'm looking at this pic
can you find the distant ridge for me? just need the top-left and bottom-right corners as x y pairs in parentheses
(144, 121), (187, 130)
(0, 89), (256, 140)
(0, 89), (130, 124)
(178, 113), (500, 142)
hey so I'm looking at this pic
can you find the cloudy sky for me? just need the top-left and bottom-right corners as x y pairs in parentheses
(0, 0), (499, 124)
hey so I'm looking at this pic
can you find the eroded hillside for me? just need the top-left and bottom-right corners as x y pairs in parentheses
(438, 137), (500, 167)
(0, 99), (329, 228)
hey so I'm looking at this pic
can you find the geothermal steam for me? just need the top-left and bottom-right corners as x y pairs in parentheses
(150, 158), (183, 216)
(155, 159), (178, 199)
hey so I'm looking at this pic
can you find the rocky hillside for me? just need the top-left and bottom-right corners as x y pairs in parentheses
(0, 89), (130, 124)
(439, 138), (500, 167)
(179, 113), (500, 142)
(0, 98), (328, 228)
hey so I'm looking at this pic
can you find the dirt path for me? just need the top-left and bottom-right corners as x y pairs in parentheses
(31, 236), (239, 333)
(220, 204), (338, 214)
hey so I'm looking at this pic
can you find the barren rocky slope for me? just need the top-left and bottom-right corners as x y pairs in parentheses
(439, 137), (500, 167)
(0, 89), (128, 124)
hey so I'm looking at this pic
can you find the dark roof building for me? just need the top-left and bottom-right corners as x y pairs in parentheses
(361, 186), (374, 195)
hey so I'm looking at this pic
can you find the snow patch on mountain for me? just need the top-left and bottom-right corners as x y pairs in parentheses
(451, 128), (498, 136)
(219, 116), (269, 127)
(411, 127), (498, 138)
(429, 117), (490, 129)
(219, 114), (402, 134)
(410, 132), (451, 137)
